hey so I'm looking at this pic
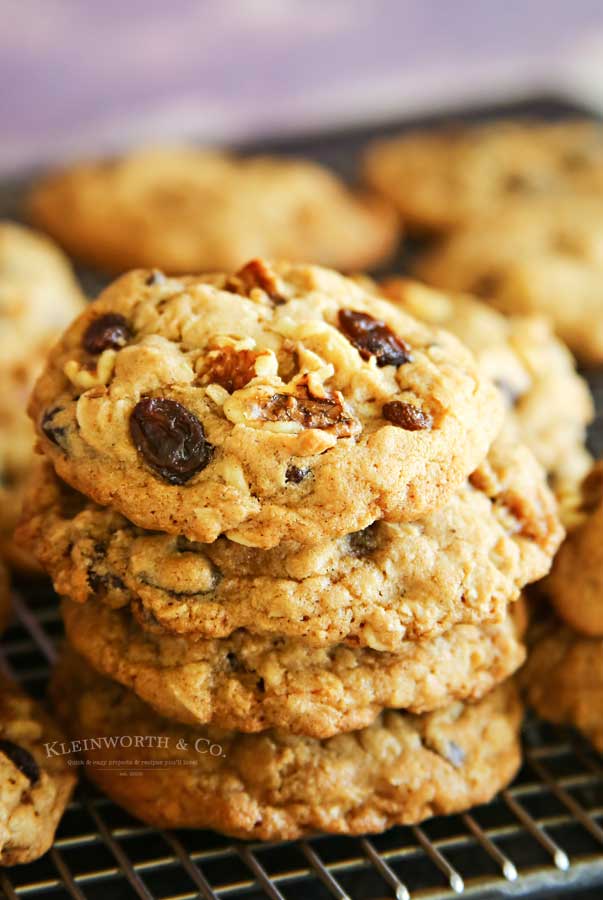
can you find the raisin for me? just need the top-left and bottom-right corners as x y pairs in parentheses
(130, 398), (214, 485)
(338, 309), (412, 367)
(83, 313), (132, 354)
(226, 652), (242, 671)
(41, 406), (68, 449)
(285, 464), (310, 484)
(382, 401), (432, 431)
(471, 272), (503, 298)
(0, 739), (40, 785)
(88, 569), (126, 595)
(348, 524), (380, 556)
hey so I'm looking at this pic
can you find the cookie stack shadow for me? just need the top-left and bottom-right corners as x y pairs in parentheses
(16, 260), (565, 840)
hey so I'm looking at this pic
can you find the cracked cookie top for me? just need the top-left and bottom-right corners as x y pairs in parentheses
(27, 147), (398, 274)
(18, 434), (562, 650)
(28, 262), (503, 547)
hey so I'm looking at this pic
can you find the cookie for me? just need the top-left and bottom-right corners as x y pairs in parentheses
(0, 676), (76, 865)
(27, 147), (398, 274)
(521, 621), (603, 753)
(415, 202), (603, 363)
(0, 560), (10, 634)
(363, 119), (603, 233)
(379, 278), (593, 503)
(0, 221), (84, 570)
(28, 262), (504, 548)
(60, 595), (525, 738)
(51, 649), (522, 840)
(546, 462), (603, 636)
(18, 441), (561, 650)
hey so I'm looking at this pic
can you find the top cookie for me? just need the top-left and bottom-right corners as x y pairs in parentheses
(414, 201), (603, 363)
(27, 147), (398, 274)
(0, 221), (84, 570)
(363, 119), (603, 233)
(380, 278), (593, 504)
(546, 462), (603, 637)
(29, 262), (503, 547)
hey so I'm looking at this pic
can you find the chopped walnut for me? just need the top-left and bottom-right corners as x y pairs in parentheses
(382, 401), (432, 431)
(201, 345), (262, 393)
(258, 386), (359, 437)
(227, 259), (284, 303)
(198, 340), (278, 394)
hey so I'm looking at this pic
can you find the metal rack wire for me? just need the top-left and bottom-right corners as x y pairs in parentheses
(3, 94), (603, 899)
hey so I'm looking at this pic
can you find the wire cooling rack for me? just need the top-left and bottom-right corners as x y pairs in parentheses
(2, 584), (603, 900)
(2, 94), (603, 899)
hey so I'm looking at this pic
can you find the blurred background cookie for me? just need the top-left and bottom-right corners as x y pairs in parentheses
(546, 461), (603, 636)
(363, 120), (603, 234)
(415, 202), (603, 363)
(27, 148), (399, 275)
(0, 222), (84, 571)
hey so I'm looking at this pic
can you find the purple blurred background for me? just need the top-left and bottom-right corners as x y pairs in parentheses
(3, 0), (603, 174)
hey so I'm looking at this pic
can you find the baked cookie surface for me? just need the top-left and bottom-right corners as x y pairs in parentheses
(27, 148), (398, 274)
(363, 119), (603, 233)
(0, 221), (84, 569)
(60, 596), (525, 737)
(415, 202), (603, 363)
(29, 262), (504, 548)
(380, 278), (593, 503)
(547, 462), (603, 636)
(18, 444), (561, 650)
(0, 560), (10, 633)
(51, 650), (522, 840)
(0, 676), (76, 866)
(521, 621), (603, 753)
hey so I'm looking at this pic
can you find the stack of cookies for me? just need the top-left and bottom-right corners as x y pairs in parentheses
(18, 260), (563, 839)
